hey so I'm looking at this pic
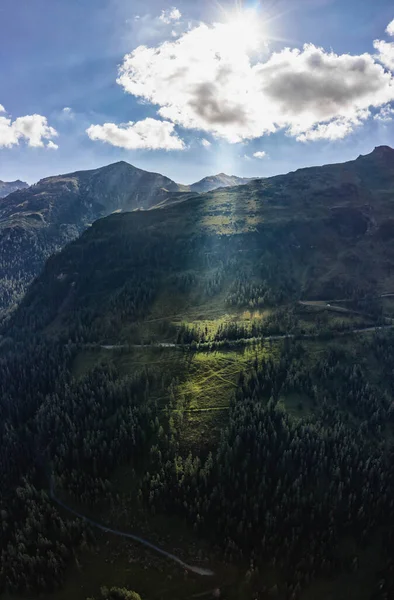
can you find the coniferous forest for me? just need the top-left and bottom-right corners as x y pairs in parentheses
(3, 148), (394, 599)
(2, 331), (394, 599)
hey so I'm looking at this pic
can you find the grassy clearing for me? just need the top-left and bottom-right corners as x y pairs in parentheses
(72, 344), (277, 452)
(174, 345), (277, 448)
(173, 309), (272, 341)
(176, 351), (240, 410)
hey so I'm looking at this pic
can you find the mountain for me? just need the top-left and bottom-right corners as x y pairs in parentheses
(0, 162), (259, 314)
(0, 161), (187, 313)
(0, 160), (183, 223)
(0, 179), (28, 198)
(10, 145), (394, 341)
(188, 172), (255, 193)
(151, 173), (255, 208)
(5, 147), (394, 600)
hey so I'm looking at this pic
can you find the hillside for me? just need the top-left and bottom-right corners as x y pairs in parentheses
(0, 179), (28, 198)
(0, 164), (263, 314)
(0, 161), (186, 313)
(4, 147), (394, 600)
(10, 145), (394, 342)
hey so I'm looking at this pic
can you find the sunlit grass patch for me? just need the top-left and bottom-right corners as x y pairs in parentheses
(177, 350), (240, 410)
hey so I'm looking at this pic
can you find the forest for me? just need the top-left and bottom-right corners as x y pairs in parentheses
(2, 148), (394, 599)
(2, 329), (394, 599)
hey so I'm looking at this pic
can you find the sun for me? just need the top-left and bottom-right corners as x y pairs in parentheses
(221, 6), (267, 53)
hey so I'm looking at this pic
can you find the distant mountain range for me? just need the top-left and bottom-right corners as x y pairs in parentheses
(0, 179), (28, 198)
(188, 173), (255, 193)
(0, 162), (255, 312)
(8, 145), (394, 339)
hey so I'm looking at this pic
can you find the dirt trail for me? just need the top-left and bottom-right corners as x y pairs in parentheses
(50, 488), (214, 576)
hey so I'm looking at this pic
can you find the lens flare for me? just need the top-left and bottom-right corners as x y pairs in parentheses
(212, 2), (269, 54)
(226, 8), (265, 51)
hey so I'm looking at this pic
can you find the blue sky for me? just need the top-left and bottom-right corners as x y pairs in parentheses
(1, 0), (394, 184)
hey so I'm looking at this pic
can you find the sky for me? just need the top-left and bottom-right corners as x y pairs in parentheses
(1, 0), (394, 185)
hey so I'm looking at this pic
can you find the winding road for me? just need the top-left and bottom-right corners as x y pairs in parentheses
(50, 487), (214, 577)
(99, 323), (394, 352)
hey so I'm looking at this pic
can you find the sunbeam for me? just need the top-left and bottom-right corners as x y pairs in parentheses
(211, 0), (292, 48)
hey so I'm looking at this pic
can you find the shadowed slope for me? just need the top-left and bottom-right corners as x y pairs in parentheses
(8, 146), (394, 342)
(0, 161), (185, 312)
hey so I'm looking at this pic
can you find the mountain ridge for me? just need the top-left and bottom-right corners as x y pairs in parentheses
(0, 179), (28, 198)
(8, 145), (394, 341)
(188, 172), (256, 193)
(2, 146), (393, 318)
(0, 161), (261, 313)
(0, 160), (186, 312)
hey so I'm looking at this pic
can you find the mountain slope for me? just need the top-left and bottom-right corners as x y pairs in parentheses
(0, 161), (186, 313)
(0, 161), (182, 222)
(10, 146), (394, 341)
(188, 173), (255, 193)
(5, 147), (394, 600)
(0, 179), (28, 198)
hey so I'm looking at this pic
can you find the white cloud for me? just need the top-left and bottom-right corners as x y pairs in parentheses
(0, 116), (19, 147)
(374, 39), (394, 71)
(13, 115), (58, 147)
(373, 19), (394, 71)
(86, 117), (185, 150)
(296, 121), (352, 142)
(253, 151), (267, 158)
(117, 19), (394, 144)
(0, 104), (5, 114)
(47, 140), (59, 150)
(0, 108), (58, 148)
(201, 138), (211, 147)
(387, 19), (394, 37)
(61, 106), (75, 118)
(374, 104), (394, 122)
(159, 7), (181, 24)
